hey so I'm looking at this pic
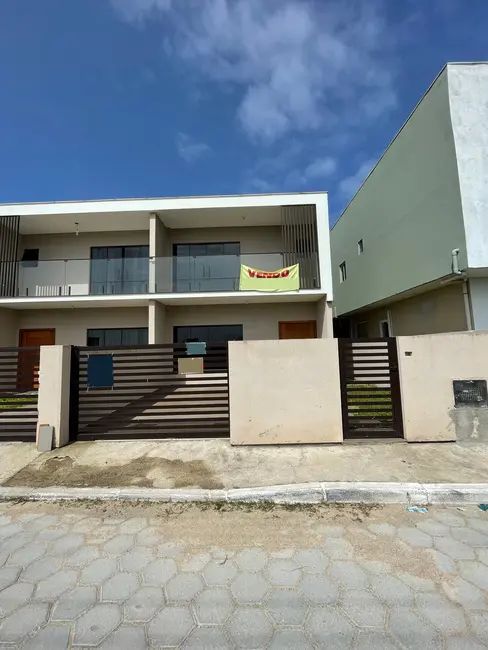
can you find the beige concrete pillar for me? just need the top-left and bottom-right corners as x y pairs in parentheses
(316, 298), (334, 338)
(149, 212), (170, 293)
(37, 345), (72, 448)
(148, 301), (167, 344)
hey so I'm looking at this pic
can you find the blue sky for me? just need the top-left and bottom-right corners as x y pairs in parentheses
(0, 0), (487, 222)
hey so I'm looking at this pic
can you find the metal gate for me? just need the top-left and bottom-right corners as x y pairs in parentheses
(338, 338), (404, 439)
(70, 343), (230, 440)
(0, 347), (39, 442)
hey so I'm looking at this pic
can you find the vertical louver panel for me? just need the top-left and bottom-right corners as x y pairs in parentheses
(0, 216), (20, 297)
(281, 206), (320, 289)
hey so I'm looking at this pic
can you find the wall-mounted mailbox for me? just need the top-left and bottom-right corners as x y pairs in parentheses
(453, 379), (488, 408)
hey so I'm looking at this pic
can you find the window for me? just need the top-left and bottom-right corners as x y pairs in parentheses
(358, 239), (364, 255)
(355, 322), (369, 338)
(90, 246), (149, 295)
(87, 328), (148, 347)
(173, 243), (240, 292)
(21, 249), (39, 268)
(379, 320), (390, 337)
(339, 261), (347, 283)
(173, 325), (243, 343)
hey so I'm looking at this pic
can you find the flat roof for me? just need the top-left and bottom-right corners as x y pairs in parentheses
(0, 190), (327, 217)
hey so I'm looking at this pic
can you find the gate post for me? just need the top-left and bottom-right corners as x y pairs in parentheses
(37, 345), (72, 448)
(69, 346), (80, 442)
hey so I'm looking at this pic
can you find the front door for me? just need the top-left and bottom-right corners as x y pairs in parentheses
(279, 321), (317, 339)
(18, 329), (55, 389)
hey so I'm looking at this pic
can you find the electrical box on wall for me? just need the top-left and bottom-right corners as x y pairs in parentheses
(453, 380), (488, 408)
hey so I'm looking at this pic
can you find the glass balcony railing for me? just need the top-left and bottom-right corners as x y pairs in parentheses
(154, 252), (320, 292)
(0, 252), (320, 298)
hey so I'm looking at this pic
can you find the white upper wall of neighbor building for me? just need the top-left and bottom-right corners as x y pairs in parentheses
(448, 64), (488, 269)
(331, 64), (479, 317)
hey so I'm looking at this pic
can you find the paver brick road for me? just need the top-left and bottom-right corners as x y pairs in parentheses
(0, 500), (487, 648)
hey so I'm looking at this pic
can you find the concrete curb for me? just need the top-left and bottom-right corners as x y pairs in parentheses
(0, 482), (487, 505)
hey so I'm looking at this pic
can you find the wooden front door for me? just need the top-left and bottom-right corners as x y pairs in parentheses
(279, 321), (317, 340)
(18, 329), (55, 389)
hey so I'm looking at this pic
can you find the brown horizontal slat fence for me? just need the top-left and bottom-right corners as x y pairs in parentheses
(70, 343), (230, 440)
(0, 347), (39, 442)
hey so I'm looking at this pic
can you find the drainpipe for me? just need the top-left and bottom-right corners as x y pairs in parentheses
(452, 249), (462, 275)
(462, 280), (474, 331)
(451, 249), (473, 330)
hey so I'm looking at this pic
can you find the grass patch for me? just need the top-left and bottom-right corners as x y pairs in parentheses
(347, 383), (392, 418)
(0, 397), (37, 410)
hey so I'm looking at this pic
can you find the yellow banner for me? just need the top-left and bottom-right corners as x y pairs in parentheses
(239, 264), (299, 292)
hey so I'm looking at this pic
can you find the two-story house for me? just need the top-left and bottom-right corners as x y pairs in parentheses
(0, 192), (333, 349)
(332, 63), (488, 338)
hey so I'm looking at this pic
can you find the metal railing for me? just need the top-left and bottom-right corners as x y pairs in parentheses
(0, 251), (320, 297)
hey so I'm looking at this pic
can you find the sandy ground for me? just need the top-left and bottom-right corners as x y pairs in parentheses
(2, 439), (488, 489)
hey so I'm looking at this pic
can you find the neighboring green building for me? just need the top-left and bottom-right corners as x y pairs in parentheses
(331, 62), (488, 337)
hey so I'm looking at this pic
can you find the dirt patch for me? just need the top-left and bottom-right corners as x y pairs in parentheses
(4, 455), (224, 490)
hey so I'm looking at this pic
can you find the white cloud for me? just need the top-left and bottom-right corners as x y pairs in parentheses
(112, 0), (171, 23)
(111, 0), (397, 143)
(339, 159), (376, 199)
(285, 156), (337, 189)
(175, 132), (209, 163)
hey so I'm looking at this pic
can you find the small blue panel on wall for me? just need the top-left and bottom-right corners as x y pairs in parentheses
(87, 355), (114, 389)
(186, 341), (206, 356)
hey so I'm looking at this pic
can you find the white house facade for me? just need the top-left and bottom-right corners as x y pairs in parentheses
(0, 192), (333, 349)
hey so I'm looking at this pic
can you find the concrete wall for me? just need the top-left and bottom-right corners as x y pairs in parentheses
(37, 345), (71, 448)
(162, 302), (319, 342)
(229, 339), (342, 445)
(331, 68), (467, 317)
(19, 231), (149, 297)
(0, 308), (20, 346)
(397, 332), (488, 443)
(448, 64), (488, 269)
(349, 283), (467, 337)
(16, 307), (148, 345)
(316, 298), (333, 338)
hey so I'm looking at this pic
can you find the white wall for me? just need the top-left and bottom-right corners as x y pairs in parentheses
(469, 278), (488, 331)
(331, 68), (467, 316)
(448, 64), (488, 269)
(19, 231), (149, 297)
(17, 307), (148, 345)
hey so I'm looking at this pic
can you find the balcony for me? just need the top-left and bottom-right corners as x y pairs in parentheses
(0, 251), (320, 298)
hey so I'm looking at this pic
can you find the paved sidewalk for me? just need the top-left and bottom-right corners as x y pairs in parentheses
(4, 439), (488, 489)
(0, 500), (487, 648)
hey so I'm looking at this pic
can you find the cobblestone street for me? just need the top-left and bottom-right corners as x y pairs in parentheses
(0, 500), (487, 648)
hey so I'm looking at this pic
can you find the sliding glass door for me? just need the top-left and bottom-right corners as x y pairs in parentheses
(90, 246), (149, 294)
(173, 243), (240, 292)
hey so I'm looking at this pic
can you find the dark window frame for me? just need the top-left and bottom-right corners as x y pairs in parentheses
(86, 327), (149, 347)
(21, 248), (39, 268)
(172, 242), (241, 293)
(173, 324), (243, 344)
(89, 245), (149, 295)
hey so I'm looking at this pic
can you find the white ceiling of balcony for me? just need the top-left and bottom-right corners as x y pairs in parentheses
(19, 212), (150, 235)
(159, 206), (281, 229)
(18, 205), (282, 234)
